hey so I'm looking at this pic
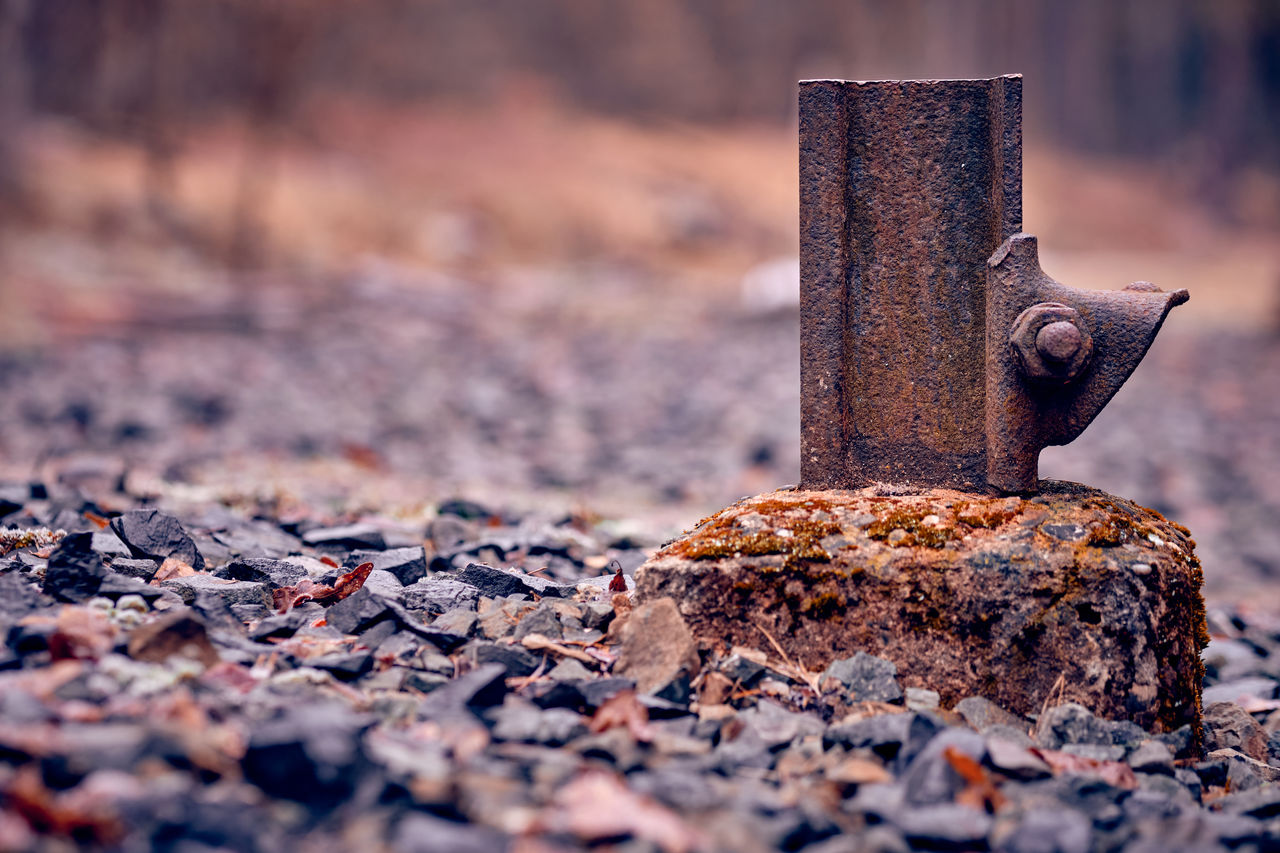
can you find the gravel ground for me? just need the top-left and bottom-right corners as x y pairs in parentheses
(0, 271), (1274, 598)
(0, 270), (1278, 850)
(0, 483), (1279, 852)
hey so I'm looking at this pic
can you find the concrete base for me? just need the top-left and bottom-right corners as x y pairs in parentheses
(637, 481), (1206, 738)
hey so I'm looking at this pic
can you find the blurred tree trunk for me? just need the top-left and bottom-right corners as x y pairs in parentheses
(0, 0), (31, 220)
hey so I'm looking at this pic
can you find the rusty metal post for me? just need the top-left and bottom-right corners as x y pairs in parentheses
(800, 76), (1022, 491)
(799, 75), (1186, 494)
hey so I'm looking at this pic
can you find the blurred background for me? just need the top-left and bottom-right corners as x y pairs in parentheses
(0, 0), (1277, 599)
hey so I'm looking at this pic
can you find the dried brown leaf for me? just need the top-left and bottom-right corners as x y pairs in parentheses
(538, 771), (704, 853)
(3, 766), (122, 845)
(589, 689), (653, 742)
(827, 755), (893, 786)
(82, 511), (111, 530)
(48, 607), (117, 662)
(151, 557), (198, 584)
(520, 633), (598, 666)
(944, 745), (1006, 812)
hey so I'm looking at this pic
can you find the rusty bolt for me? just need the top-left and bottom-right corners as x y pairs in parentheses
(1036, 321), (1082, 362)
(1010, 302), (1093, 383)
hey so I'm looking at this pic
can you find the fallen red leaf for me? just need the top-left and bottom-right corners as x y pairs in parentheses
(319, 555), (340, 568)
(272, 578), (328, 614)
(608, 560), (627, 593)
(328, 561), (374, 601)
(1030, 747), (1138, 789)
(272, 563), (374, 614)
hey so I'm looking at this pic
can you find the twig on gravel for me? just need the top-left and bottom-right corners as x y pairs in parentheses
(753, 621), (821, 691)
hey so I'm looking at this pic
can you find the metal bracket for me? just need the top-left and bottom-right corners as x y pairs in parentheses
(985, 234), (1188, 493)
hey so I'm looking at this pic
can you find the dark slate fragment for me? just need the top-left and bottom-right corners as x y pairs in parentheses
(581, 601), (614, 631)
(719, 651), (768, 686)
(1202, 701), (1271, 762)
(899, 727), (986, 807)
(436, 499), (496, 521)
(379, 600), (468, 652)
(108, 557), (158, 582)
(428, 515), (476, 551)
(955, 695), (1027, 731)
(1154, 724), (1194, 759)
(0, 486), (23, 519)
(1216, 787), (1280, 819)
(393, 813), (510, 853)
(457, 562), (541, 598)
(895, 804), (992, 851)
(490, 696), (588, 746)
(578, 677), (637, 712)
(251, 607), (318, 642)
(401, 577), (481, 614)
(419, 662), (508, 718)
(0, 572), (49, 625)
(463, 640), (540, 677)
(90, 529), (131, 558)
(1036, 702), (1146, 750)
(218, 557), (308, 586)
(512, 603), (562, 642)
(737, 700), (826, 750)
(825, 713), (913, 759)
(1128, 740), (1176, 776)
(527, 679), (589, 711)
(349, 547), (426, 585)
(161, 575), (270, 607)
(209, 520), (301, 558)
(241, 704), (373, 809)
(822, 651), (902, 703)
(1193, 759), (1228, 789)
(998, 807), (1092, 853)
(301, 524), (386, 551)
(324, 588), (394, 635)
(94, 573), (168, 605)
(190, 589), (248, 635)
(109, 508), (206, 570)
(43, 532), (109, 602)
(310, 651), (374, 681)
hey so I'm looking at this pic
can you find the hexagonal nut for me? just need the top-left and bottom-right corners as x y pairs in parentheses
(1009, 302), (1093, 382)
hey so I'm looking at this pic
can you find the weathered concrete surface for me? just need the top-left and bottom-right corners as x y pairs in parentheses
(637, 481), (1206, 737)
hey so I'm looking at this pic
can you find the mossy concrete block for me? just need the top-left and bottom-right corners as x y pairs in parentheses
(636, 481), (1206, 737)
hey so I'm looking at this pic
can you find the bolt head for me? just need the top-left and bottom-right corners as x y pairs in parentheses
(1036, 321), (1082, 362)
(1010, 303), (1093, 383)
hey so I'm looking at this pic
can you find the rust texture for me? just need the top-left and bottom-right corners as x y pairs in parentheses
(986, 235), (1189, 492)
(800, 76), (1022, 491)
(799, 75), (1187, 494)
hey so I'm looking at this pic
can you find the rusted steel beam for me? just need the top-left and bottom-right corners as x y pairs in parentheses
(799, 75), (1187, 494)
(800, 76), (1022, 490)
